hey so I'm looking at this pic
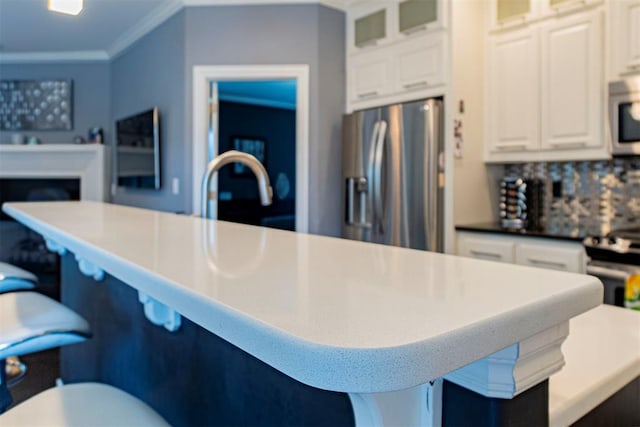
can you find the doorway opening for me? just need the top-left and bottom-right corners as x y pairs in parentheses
(192, 65), (309, 233)
(216, 80), (296, 231)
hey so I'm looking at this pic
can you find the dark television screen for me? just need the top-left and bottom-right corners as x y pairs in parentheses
(115, 107), (160, 190)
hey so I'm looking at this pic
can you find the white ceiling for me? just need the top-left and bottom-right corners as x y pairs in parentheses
(0, 0), (345, 61)
(0, 0), (176, 53)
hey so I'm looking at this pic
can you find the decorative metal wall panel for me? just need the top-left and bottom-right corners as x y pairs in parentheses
(504, 158), (640, 237)
(0, 79), (73, 130)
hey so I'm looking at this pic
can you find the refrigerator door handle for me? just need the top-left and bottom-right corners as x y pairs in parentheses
(367, 120), (381, 225)
(346, 177), (356, 225)
(373, 120), (387, 230)
(424, 99), (442, 252)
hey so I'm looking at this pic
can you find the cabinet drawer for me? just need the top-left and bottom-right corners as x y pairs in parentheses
(516, 242), (586, 273)
(458, 235), (515, 263)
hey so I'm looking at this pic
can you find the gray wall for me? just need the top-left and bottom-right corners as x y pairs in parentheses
(183, 4), (345, 235)
(316, 6), (347, 236)
(0, 4), (346, 234)
(0, 62), (110, 145)
(110, 11), (186, 212)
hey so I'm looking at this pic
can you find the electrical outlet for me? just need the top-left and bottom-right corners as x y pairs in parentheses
(172, 178), (180, 195)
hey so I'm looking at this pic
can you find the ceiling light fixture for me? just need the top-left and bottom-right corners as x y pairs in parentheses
(48, 0), (84, 16)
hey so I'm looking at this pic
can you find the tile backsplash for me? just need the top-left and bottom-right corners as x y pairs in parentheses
(504, 158), (640, 237)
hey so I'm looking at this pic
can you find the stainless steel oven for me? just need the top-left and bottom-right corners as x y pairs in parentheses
(609, 77), (640, 155)
(584, 229), (640, 308)
(586, 261), (638, 307)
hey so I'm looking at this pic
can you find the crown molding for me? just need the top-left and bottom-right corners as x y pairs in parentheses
(108, 0), (344, 60)
(183, 0), (346, 10)
(0, 50), (109, 64)
(107, 0), (185, 59)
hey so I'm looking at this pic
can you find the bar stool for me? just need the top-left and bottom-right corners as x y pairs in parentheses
(0, 262), (39, 388)
(0, 262), (37, 293)
(0, 291), (91, 412)
(0, 383), (170, 426)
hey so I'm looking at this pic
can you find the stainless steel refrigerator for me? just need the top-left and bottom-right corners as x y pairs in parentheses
(341, 98), (444, 252)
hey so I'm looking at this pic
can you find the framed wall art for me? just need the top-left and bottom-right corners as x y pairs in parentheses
(232, 136), (266, 175)
(0, 79), (73, 130)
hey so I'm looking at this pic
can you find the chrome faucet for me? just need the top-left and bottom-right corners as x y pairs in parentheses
(200, 150), (273, 219)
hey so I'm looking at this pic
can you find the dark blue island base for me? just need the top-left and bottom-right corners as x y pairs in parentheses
(442, 380), (549, 427)
(59, 255), (354, 427)
(61, 254), (632, 427)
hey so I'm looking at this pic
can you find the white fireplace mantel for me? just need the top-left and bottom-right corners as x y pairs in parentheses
(0, 144), (108, 201)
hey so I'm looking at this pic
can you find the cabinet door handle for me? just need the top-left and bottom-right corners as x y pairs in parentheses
(627, 63), (640, 70)
(549, 141), (587, 148)
(499, 15), (527, 26)
(586, 264), (630, 280)
(495, 143), (527, 151)
(357, 91), (379, 99)
(356, 40), (378, 49)
(553, 0), (587, 12)
(401, 25), (428, 36)
(403, 81), (429, 89)
(527, 258), (567, 269)
(470, 250), (502, 260)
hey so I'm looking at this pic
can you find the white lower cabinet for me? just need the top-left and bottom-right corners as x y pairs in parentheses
(457, 233), (515, 263)
(457, 231), (586, 273)
(515, 241), (586, 273)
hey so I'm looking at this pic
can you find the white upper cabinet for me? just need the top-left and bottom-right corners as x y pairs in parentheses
(489, 0), (602, 31)
(485, 6), (609, 162)
(541, 0), (602, 17)
(346, 0), (448, 111)
(350, 49), (393, 102)
(490, 0), (540, 30)
(396, 0), (445, 39)
(486, 28), (539, 154)
(348, 2), (392, 54)
(394, 32), (446, 93)
(611, 0), (640, 78)
(540, 11), (603, 150)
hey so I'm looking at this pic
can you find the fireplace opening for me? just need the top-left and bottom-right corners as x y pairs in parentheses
(0, 178), (80, 300)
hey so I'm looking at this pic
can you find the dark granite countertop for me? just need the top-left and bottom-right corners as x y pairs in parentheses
(455, 222), (587, 243)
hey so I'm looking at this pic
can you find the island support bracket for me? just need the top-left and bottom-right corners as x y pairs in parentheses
(138, 291), (182, 332)
(348, 322), (569, 426)
(45, 238), (105, 281)
(45, 238), (67, 256)
(348, 380), (443, 427)
(444, 321), (569, 398)
(74, 256), (105, 282)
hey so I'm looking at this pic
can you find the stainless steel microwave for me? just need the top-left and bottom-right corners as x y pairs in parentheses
(609, 77), (640, 155)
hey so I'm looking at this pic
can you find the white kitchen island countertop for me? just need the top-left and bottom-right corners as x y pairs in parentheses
(2, 201), (602, 394)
